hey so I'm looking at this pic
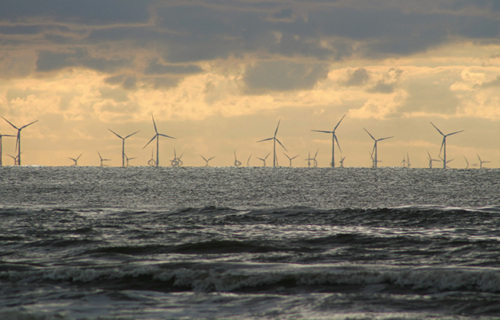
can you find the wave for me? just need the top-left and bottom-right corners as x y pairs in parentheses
(2, 263), (499, 295)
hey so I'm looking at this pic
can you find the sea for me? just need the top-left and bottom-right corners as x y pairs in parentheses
(0, 166), (499, 320)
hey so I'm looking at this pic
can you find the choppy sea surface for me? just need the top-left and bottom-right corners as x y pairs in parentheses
(1, 166), (499, 319)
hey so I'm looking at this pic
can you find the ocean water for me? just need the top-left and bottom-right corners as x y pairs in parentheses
(0, 166), (499, 319)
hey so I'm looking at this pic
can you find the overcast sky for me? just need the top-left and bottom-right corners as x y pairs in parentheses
(1, 0), (499, 167)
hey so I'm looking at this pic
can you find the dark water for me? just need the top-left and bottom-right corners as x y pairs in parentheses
(0, 167), (499, 319)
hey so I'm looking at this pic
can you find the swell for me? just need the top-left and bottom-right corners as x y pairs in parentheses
(2, 263), (499, 295)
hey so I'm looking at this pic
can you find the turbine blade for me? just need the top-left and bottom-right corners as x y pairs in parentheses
(200, 155), (207, 161)
(108, 129), (123, 139)
(20, 120), (39, 130)
(152, 115), (158, 133)
(430, 122), (444, 136)
(312, 130), (332, 134)
(257, 137), (273, 142)
(333, 113), (346, 131)
(143, 135), (157, 149)
(76, 153), (83, 161)
(314, 149), (319, 158)
(264, 153), (270, 160)
(1, 117), (19, 129)
(378, 136), (393, 141)
(124, 131), (139, 139)
(208, 157), (215, 161)
(283, 152), (291, 160)
(446, 130), (464, 136)
(291, 155), (299, 160)
(276, 138), (287, 151)
(334, 135), (342, 153)
(440, 139), (445, 154)
(364, 128), (375, 141)
(274, 119), (281, 137)
(97, 151), (103, 160)
(158, 133), (175, 139)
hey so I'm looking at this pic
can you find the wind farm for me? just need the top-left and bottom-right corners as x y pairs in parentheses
(0, 113), (495, 169)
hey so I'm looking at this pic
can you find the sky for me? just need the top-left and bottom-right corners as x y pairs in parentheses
(1, 0), (500, 167)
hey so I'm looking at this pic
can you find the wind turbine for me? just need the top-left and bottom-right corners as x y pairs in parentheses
(234, 151), (242, 167)
(108, 129), (139, 167)
(311, 149), (319, 167)
(477, 154), (490, 169)
(7, 154), (18, 165)
(312, 113), (346, 168)
(0, 131), (15, 166)
(124, 153), (136, 167)
(147, 148), (156, 167)
(258, 153), (270, 167)
(364, 128), (392, 168)
(97, 151), (110, 167)
(427, 151), (440, 169)
(339, 155), (346, 168)
(171, 148), (183, 167)
(439, 154), (454, 168)
(143, 115), (175, 167)
(283, 152), (299, 167)
(258, 120), (287, 168)
(200, 155), (215, 167)
(2, 117), (38, 166)
(430, 122), (464, 169)
(68, 153), (83, 166)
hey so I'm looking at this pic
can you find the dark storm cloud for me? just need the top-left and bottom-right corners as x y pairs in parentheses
(0, 0), (152, 24)
(3, 0), (500, 91)
(480, 76), (500, 88)
(368, 81), (395, 94)
(243, 61), (329, 93)
(36, 48), (129, 73)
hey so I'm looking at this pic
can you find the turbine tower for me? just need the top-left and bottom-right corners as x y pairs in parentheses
(97, 151), (110, 167)
(234, 151), (242, 167)
(108, 129), (139, 167)
(2, 117), (38, 166)
(144, 115), (175, 167)
(283, 152), (299, 167)
(200, 155), (215, 167)
(477, 154), (490, 169)
(312, 113), (346, 168)
(258, 120), (287, 168)
(68, 153), (83, 166)
(364, 128), (392, 168)
(0, 131), (15, 166)
(430, 122), (464, 169)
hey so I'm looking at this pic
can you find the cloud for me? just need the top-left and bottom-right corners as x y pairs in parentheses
(144, 59), (202, 75)
(243, 60), (329, 93)
(341, 68), (370, 86)
(36, 48), (129, 73)
(480, 76), (500, 88)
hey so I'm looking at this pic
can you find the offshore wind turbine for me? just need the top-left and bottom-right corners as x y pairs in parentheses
(364, 128), (392, 168)
(430, 122), (464, 169)
(147, 148), (156, 167)
(312, 113), (346, 168)
(258, 120), (287, 168)
(171, 148), (183, 167)
(427, 151), (440, 169)
(2, 117), (38, 166)
(97, 151), (110, 167)
(124, 153), (136, 167)
(68, 153), (83, 166)
(0, 131), (15, 166)
(7, 154), (18, 165)
(477, 154), (490, 169)
(258, 153), (270, 167)
(143, 115), (175, 167)
(339, 155), (346, 168)
(234, 151), (242, 167)
(108, 129), (139, 167)
(200, 155), (215, 167)
(283, 152), (299, 167)
(311, 149), (319, 168)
